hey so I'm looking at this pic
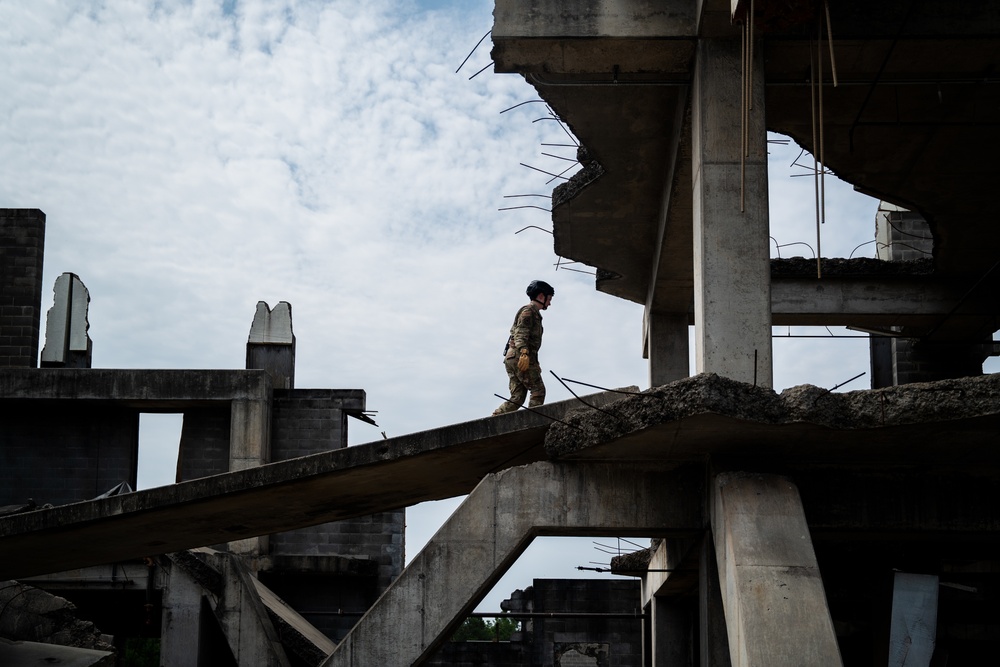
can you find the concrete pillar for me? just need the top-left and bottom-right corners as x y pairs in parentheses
(215, 555), (291, 667)
(246, 301), (295, 390)
(888, 573), (938, 667)
(228, 397), (271, 557)
(647, 312), (690, 387)
(0, 209), (46, 368)
(699, 535), (732, 667)
(160, 560), (206, 667)
(710, 472), (842, 667)
(40, 272), (92, 368)
(691, 39), (772, 387)
(651, 596), (692, 666)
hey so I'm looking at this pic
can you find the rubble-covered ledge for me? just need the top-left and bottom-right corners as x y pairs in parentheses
(544, 372), (1000, 462)
(771, 256), (933, 277)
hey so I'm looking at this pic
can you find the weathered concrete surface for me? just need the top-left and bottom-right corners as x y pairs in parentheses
(692, 37), (772, 387)
(1, 367), (273, 404)
(711, 473), (842, 667)
(0, 388), (627, 580)
(323, 461), (704, 667)
(0, 639), (115, 667)
(545, 372), (1000, 464)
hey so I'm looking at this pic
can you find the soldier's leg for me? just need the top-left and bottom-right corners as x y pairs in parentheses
(493, 359), (527, 415)
(522, 364), (546, 408)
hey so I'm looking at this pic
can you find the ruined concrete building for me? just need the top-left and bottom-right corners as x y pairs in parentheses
(4, 0), (1000, 665)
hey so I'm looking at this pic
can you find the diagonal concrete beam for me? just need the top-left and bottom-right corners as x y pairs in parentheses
(710, 472), (842, 667)
(324, 461), (704, 667)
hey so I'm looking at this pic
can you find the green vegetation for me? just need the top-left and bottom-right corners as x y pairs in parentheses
(450, 615), (520, 642)
(122, 637), (160, 667)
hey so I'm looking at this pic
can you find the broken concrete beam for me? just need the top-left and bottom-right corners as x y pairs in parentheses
(40, 272), (92, 368)
(247, 301), (296, 390)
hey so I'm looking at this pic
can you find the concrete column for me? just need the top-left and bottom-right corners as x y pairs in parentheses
(699, 535), (732, 667)
(215, 555), (291, 667)
(691, 39), (772, 387)
(647, 312), (690, 387)
(710, 472), (842, 667)
(888, 573), (938, 667)
(652, 596), (692, 666)
(230, 398), (271, 471)
(160, 560), (205, 667)
(228, 397), (271, 557)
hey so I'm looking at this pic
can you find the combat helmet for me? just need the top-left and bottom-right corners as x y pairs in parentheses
(526, 280), (555, 300)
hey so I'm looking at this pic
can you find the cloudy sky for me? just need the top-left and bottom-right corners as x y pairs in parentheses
(4, 0), (983, 614)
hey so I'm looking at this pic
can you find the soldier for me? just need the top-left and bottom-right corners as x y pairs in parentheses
(493, 280), (555, 415)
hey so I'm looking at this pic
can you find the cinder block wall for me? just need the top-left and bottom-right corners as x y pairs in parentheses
(527, 579), (643, 667)
(269, 390), (405, 588)
(0, 403), (139, 506)
(176, 407), (232, 481)
(0, 209), (46, 368)
(271, 390), (348, 456)
(892, 338), (986, 384)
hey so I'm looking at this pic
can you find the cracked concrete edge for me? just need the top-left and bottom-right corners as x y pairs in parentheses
(544, 372), (1000, 457)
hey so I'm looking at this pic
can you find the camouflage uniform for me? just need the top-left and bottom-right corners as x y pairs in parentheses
(493, 303), (545, 415)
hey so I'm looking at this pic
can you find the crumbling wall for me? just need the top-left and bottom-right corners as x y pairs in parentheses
(0, 581), (115, 653)
(0, 209), (45, 369)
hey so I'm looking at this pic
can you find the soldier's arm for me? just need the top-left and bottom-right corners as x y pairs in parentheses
(511, 308), (534, 352)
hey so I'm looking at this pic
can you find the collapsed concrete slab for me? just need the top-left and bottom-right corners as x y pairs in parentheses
(544, 372), (1000, 464)
(0, 384), (630, 580)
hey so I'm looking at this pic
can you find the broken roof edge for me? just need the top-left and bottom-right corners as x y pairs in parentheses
(544, 372), (1000, 458)
(771, 257), (934, 278)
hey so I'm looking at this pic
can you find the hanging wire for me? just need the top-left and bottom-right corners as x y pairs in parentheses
(519, 162), (570, 181)
(879, 211), (933, 239)
(848, 239), (877, 258)
(499, 205), (551, 213)
(468, 62), (493, 80)
(550, 371), (630, 424)
(499, 99), (547, 114)
(456, 30), (491, 74)
(810, 45), (823, 279)
(492, 394), (583, 430)
(557, 266), (597, 276)
(541, 152), (580, 163)
(515, 225), (553, 235)
(824, 0), (839, 87)
(770, 237), (817, 258)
